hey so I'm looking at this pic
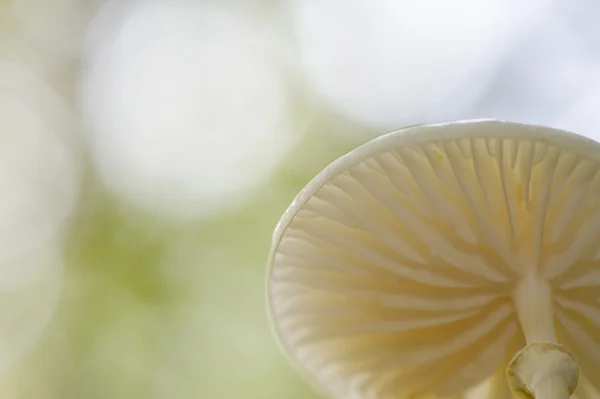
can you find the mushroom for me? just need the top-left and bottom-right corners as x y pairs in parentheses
(266, 120), (600, 399)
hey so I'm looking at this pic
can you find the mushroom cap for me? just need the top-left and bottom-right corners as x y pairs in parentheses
(266, 120), (600, 399)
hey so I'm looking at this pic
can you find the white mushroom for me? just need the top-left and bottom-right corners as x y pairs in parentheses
(266, 120), (600, 399)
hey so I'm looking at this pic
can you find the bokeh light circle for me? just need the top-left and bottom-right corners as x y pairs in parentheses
(80, 1), (300, 222)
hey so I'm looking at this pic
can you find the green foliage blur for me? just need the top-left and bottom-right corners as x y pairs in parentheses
(0, 1), (376, 397)
(0, 68), (372, 399)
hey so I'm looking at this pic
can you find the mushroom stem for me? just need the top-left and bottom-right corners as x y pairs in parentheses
(506, 343), (578, 399)
(506, 273), (579, 399)
(513, 272), (556, 343)
(532, 375), (570, 399)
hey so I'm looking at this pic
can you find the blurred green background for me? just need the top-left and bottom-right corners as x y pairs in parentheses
(1, 0), (599, 398)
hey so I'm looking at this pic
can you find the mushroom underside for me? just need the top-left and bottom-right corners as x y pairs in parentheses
(269, 134), (600, 399)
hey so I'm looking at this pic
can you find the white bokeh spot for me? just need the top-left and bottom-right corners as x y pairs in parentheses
(0, 61), (79, 372)
(80, 1), (299, 221)
(288, 0), (552, 130)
